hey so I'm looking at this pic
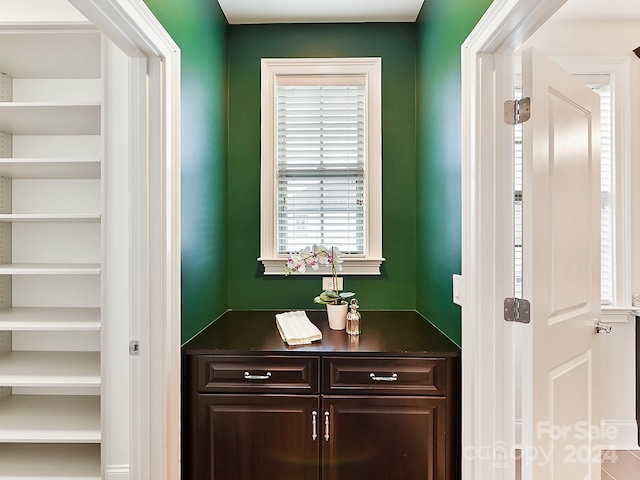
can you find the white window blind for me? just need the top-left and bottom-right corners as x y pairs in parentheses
(276, 84), (366, 255)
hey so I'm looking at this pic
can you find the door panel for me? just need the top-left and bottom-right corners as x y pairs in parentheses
(548, 89), (592, 315)
(521, 47), (601, 480)
(197, 394), (320, 480)
(322, 396), (445, 480)
(549, 354), (592, 479)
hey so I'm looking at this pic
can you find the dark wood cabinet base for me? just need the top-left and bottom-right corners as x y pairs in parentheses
(183, 310), (460, 480)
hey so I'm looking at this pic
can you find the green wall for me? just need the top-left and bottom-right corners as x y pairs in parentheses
(227, 24), (417, 311)
(142, 0), (495, 345)
(415, 0), (492, 345)
(143, 0), (229, 343)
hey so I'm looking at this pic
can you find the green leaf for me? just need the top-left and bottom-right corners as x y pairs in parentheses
(313, 295), (326, 304)
(319, 291), (340, 303)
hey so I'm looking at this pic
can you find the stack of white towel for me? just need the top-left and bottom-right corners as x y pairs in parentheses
(275, 311), (322, 346)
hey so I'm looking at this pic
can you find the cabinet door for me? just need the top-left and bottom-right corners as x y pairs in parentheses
(197, 394), (320, 480)
(322, 396), (445, 480)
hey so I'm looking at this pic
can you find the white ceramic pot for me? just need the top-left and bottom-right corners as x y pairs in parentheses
(326, 302), (348, 330)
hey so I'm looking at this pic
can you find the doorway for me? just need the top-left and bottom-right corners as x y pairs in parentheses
(0, 0), (181, 477)
(461, 0), (640, 478)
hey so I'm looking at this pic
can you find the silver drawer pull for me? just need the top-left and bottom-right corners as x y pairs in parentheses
(243, 371), (271, 380)
(370, 372), (398, 382)
(312, 411), (318, 441)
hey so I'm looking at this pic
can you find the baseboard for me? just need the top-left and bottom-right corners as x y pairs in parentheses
(105, 465), (130, 480)
(601, 420), (639, 450)
(514, 420), (638, 450)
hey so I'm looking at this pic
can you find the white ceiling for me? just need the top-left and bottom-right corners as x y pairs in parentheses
(553, 0), (640, 21)
(216, 0), (640, 24)
(0, 0), (638, 26)
(216, 0), (425, 24)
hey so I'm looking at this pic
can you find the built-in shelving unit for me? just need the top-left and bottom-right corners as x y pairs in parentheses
(0, 29), (103, 478)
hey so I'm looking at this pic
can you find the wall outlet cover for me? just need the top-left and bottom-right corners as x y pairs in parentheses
(323, 277), (343, 290)
(452, 274), (463, 306)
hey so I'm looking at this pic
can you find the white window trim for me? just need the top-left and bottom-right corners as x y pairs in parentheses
(552, 56), (632, 309)
(258, 57), (384, 275)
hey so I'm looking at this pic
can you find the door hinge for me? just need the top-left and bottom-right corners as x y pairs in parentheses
(504, 297), (531, 324)
(504, 97), (531, 125)
(129, 340), (140, 356)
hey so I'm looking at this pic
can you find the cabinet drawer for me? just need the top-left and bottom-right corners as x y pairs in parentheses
(323, 357), (446, 395)
(198, 355), (319, 394)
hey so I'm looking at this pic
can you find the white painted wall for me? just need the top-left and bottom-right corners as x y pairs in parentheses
(521, 20), (640, 449)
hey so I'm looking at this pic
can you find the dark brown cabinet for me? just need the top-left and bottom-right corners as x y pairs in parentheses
(322, 396), (445, 480)
(198, 394), (320, 480)
(183, 311), (460, 480)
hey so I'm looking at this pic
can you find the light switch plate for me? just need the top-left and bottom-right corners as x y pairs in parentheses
(452, 274), (463, 306)
(323, 277), (343, 290)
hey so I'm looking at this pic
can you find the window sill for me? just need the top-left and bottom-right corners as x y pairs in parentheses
(259, 257), (385, 276)
(601, 305), (640, 323)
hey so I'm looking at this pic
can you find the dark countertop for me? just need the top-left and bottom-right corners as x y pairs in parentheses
(182, 310), (460, 357)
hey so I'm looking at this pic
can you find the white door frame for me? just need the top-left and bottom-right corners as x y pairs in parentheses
(69, 1), (181, 478)
(461, 0), (568, 478)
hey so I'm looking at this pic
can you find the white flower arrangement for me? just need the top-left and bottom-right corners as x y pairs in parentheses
(284, 244), (355, 305)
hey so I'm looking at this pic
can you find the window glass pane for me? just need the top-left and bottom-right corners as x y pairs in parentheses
(276, 85), (366, 254)
(589, 82), (613, 304)
(514, 100), (523, 299)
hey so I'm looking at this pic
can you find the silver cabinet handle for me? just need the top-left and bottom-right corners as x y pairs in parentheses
(312, 411), (318, 441)
(324, 411), (330, 441)
(243, 371), (271, 380)
(594, 320), (612, 334)
(370, 372), (398, 382)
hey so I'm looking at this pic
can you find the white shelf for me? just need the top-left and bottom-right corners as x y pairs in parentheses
(0, 214), (100, 223)
(0, 103), (100, 135)
(0, 395), (100, 443)
(0, 444), (100, 480)
(0, 158), (101, 179)
(0, 308), (100, 331)
(0, 263), (101, 275)
(0, 351), (100, 387)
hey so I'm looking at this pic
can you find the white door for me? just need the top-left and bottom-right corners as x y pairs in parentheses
(520, 48), (602, 480)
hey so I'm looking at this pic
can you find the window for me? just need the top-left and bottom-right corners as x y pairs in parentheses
(588, 80), (614, 304)
(259, 58), (384, 275)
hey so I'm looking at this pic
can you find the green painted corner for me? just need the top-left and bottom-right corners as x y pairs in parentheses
(415, 0), (493, 346)
(140, 0), (494, 345)
(143, 0), (229, 343)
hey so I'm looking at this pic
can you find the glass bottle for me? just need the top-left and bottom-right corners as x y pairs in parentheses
(346, 298), (361, 335)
